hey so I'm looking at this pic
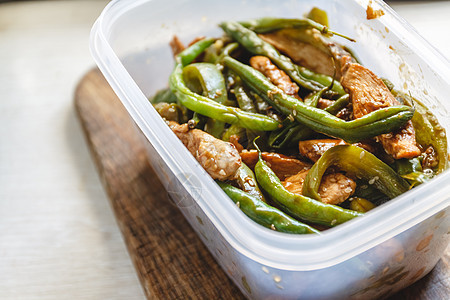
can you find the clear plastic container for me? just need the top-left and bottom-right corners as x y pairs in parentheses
(90, 0), (450, 298)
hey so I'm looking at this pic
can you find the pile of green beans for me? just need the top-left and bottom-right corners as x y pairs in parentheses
(149, 15), (448, 234)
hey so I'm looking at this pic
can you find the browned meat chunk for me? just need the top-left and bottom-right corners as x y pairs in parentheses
(340, 60), (421, 159)
(261, 31), (336, 77)
(335, 106), (353, 121)
(317, 98), (334, 110)
(240, 150), (311, 180)
(228, 135), (244, 153)
(380, 122), (421, 159)
(299, 139), (381, 162)
(260, 29), (355, 78)
(249, 56), (301, 100)
(170, 36), (206, 57)
(170, 35), (185, 57)
(298, 139), (346, 162)
(283, 170), (356, 205)
(341, 61), (396, 117)
(168, 122), (241, 180)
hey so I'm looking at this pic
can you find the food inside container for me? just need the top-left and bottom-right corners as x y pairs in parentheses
(90, 0), (450, 298)
(149, 8), (448, 234)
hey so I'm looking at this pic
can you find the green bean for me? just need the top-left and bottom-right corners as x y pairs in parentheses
(268, 94), (348, 149)
(149, 87), (178, 104)
(216, 42), (239, 64)
(304, 86), (328, 107)
(353, 181), (389, 205)
(381, 78), (395, 91)
(176, 38), (216, 66)
(394, 158), (422, 175)
(232, 73), (257, 113)
(183, 62), (228, 137)
(306, 7), (329, 27)
(220, 21), (346, 95)
(217, 182), (320, 234)
(394, 91), (448, 173)
(187, 112), (205, 129)
(253, 140), (363, 227)
(183, 63), (228, 104)
(268, 119), (312, 149)
(239, 17), (355, 42)
(225, 70), (269, 149)
(393, 158), (431, 187)
(169, 39), (280, 131)
(302, 145), (410, 201)
(224, 56), (415, 143)
(349, 197), (376, 213)
(153, 102), (186, 123)
(401, 172), (432, 188)
(235, 162), (266, 203)
(324, 94), (350, 115)
(203, 39), (225, 63)
(222, 123), (246, 142)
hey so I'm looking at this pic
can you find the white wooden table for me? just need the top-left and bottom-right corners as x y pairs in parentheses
(0, 1), (448, 299)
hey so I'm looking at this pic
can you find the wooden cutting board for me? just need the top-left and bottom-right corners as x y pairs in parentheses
(74, 68), (449, 300)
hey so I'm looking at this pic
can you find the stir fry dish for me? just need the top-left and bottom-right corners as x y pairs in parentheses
(150, 9), (448, 234)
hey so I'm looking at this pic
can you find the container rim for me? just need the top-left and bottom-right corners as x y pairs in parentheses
(89, 0), (450, 271)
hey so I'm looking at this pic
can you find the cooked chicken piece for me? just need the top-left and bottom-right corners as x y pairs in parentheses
(240, 150), (311, 180)
(340, 59), (421, 159)
(283, 170), (356, 205)
(228, 135), (244, 153)
(168, 122), (241, 180)
(170, 35), (185, 57)
(299, 139), (346, 162)
(379, 122), (421, 159)
(341, 59), (397, 117)
(335, 106), (353, 121)
(315, 172), (355, 205)
(260, 29), (355, 78)
(299, 139), (383, 162)
(170, 36), (206, 57)
(249, 56), (302, 100)
(317, 98), (334, 110)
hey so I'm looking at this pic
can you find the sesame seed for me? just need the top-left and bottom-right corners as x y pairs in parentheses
(359, 151), (365, 159)
(368, 176), (379, 185)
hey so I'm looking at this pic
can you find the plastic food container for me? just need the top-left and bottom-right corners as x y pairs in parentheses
(90, 0), (450, 298)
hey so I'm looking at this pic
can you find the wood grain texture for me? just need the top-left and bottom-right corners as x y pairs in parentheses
(74, 68), (244, 299)
(74, 68), (448, 300)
